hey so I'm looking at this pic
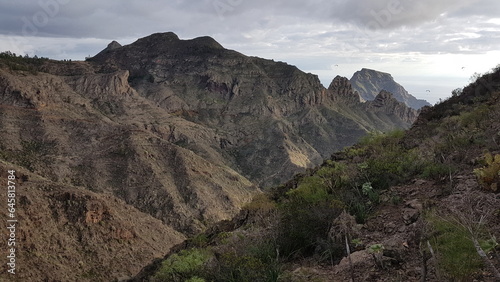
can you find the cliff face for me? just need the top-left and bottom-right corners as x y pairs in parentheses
(0, 32), (420, 281)
(328, 75), (362, 105)
(350, 68), (431, 109)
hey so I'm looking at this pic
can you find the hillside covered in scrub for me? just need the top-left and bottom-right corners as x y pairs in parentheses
(134, 67), (500, 281)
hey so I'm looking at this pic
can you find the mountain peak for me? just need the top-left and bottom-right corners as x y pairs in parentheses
(328, 75), (361, 104)
(189, 35), (224, 50)
(350, 68), (431, 110)
(135, 31), (180, 44)
(373, 89), (398, 104)
(366, 90), (419, 124)
(107, 40), (122, 50)
(92, 40), (122, 58)
(91, 32), (227, 63)
(359, 68), (391, 75)
(131, 32), (224, 51)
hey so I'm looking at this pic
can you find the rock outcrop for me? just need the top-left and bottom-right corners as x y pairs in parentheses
(94, 40), (122, 57)
(328, 75), (362, 105)
(366, 90), (419, 124)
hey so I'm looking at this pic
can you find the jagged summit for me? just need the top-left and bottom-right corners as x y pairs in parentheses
(365, 90), (419, 124)
(350, 68), (431, 110)
(328, 75), (361, 104)
(107, 40), (122, 50)
(328, 75), (352, 91)
(92, 40), (122, 58)
(371, 89), (399, 107)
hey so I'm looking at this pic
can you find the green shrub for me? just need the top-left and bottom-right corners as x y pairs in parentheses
(349, 201), (368, 224)
(277, 173), (345, 258)
(243, 193), (276, 212)
(152, 248), (211, 282)
(474, 153), (500, 192)
(189, 233), (209, 247)
(358, 130), (405, 148)
(421, 162), (455, 180)
(356, 131), (425, 189)
(459, 104), (490, 128)
(17, 140), (56, 171)
(344, 146), (367, 158)
(286, 175), (330, 204)
(366, 148), (423, 189)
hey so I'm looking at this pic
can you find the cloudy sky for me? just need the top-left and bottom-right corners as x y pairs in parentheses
(1, 0), (499, 104)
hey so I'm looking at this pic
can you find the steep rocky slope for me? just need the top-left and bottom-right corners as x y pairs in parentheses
(88, 32), (418, 187)
(135, 67), (500, 281)
(0, 162), (185, 281)
(0, 63), (256, 281)
(351, 68), (431, 109)
(0, 33), (419, 281)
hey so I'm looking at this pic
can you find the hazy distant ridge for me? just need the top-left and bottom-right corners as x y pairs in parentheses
(350, 68), (431, 110)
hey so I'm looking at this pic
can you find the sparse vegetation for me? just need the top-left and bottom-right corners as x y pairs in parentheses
(368, 243), (385, 269)
(17, 139), (56, 172)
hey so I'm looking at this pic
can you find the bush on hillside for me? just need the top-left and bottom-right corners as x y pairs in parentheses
(278, 173), (345, 258)
(152, 248), (211, 282)
(474, 153), (500, 192)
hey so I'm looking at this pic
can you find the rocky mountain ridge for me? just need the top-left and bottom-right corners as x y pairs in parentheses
(0, 32), (419, 281)
(88, 32), (419, 187)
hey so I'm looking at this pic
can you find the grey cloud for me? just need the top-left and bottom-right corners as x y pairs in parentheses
(0, 0), (190, 38)
(0, 0), (496, 40)
(323, 0), (480, 30)
(448, 0), (500, 18)
(0, 0), (498, 64)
